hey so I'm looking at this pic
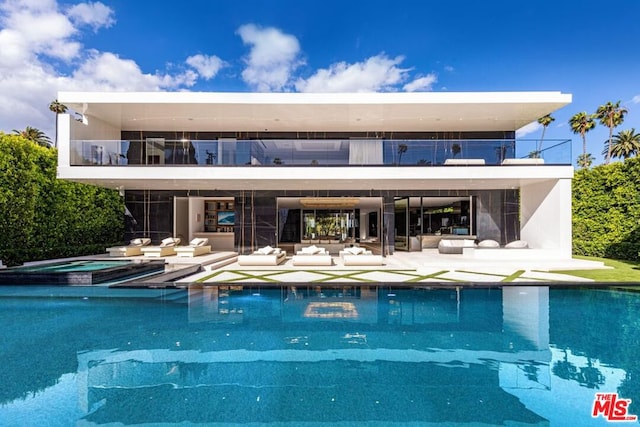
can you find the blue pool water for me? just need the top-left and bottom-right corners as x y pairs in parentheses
(0, 260), (166, 285)
(11, 260), (133, 272)
(0, 284), (639, 426)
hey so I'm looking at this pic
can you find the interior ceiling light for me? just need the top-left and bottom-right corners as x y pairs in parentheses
(299, 197), (359, 208)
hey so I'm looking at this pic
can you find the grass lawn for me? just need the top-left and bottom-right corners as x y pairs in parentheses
(553, 256), (640, 283)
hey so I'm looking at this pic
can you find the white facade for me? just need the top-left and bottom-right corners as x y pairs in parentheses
(56, 91), (574, 257)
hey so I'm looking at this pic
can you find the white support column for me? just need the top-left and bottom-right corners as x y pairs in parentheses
(57, 113), (71, 167)
(520, 178), (572, 258)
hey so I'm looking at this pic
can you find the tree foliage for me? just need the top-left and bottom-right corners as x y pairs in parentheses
(572, 156), (640, 260)
(12, 126), (52, 147)
(606, 128), (640, 160)
(596, 100), (628, 164)
(569, 112), (596, 168)
(0, 133), (124, 266)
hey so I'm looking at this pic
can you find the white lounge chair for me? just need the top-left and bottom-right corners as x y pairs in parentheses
(141, 237), (181, 257)
(106, 237), (151, 257)
(175, 238), (211, 257)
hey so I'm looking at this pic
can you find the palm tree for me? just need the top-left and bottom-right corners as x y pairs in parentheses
(536, 114), (555, 155)
(576, 153), (595, 168)
(569, 112), (596, 168)
(596, 100), (628, 164)
(12, 126), (52, 147)
(605, 128), (640, 160)
(451, 143), (461, 158)
(48, 99), (68, 148)
(397, 144), (408, 164)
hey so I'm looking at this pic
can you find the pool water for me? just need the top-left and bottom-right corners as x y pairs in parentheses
(0, 260), (166, 285)
(0, 285), (639, 426)
(13, 260), (133, 272)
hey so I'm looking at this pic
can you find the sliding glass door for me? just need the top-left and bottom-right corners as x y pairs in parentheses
(394, 197), (409, 250)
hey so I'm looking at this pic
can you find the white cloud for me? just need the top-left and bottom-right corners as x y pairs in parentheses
(71, 51), (198, 91)
(403, 74), (437, 92)
(444, 65), (454, 72)
(0, 2), (78, 64)
(186, 54), (225, 80)
(67, 2), (115, 31)
(0, 0), (217, 137)
(632, 95), (640, 104)
(295, 54), (408, 93)
(515, 121), (541, 138)
(237, 24), (302, 91)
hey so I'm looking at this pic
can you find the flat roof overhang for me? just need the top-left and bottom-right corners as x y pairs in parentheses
(57, 165), (573, 191)
(57, 91), (572, 133)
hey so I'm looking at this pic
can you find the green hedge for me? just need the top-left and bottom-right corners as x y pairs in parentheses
(0, 133), (124, 266)
(573, 157), (640, 260)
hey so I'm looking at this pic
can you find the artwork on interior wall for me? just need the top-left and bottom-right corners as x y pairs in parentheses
(217, 211), (235, 225)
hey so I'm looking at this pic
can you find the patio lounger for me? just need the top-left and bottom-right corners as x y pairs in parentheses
(237, 246), (287, 266)
(175, 238), (211, 257)
(106, 237), (151, 257)
(141, 237), (181, 257)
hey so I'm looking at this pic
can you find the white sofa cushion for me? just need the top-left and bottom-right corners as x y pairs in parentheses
(161, 237), (177, 247)
(256, 245), (275, 255)
(301, 245), (321, 255)
(343, 246), (366, 255)
(189, 237), (208, 247)
(478, 239), (500, 248)
(505, 240), (528, 249)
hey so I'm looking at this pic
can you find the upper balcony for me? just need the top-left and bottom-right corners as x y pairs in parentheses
(68, 138), (572, 167)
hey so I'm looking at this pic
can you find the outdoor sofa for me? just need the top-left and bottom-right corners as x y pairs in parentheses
(338, 246), (384, 265)
(292, 245), (333, 266)
(237, 246), (287, 266)
(437, 238), (477, 254)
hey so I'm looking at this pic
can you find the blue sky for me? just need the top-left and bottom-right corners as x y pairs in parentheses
(1, 0), (639, 164)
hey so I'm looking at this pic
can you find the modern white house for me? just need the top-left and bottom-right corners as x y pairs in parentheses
(56, 91), (573, 257)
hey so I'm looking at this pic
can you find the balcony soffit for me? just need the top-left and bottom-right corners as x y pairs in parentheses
(59, 92), (571, 133)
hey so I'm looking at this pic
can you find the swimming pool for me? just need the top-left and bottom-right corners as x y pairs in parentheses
(0, 259), (166, 285)
(0, 284), (638, 426)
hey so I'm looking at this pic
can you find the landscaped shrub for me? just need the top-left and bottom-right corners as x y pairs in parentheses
(573, 157), (640, 261)
(0, 133), (124, 266)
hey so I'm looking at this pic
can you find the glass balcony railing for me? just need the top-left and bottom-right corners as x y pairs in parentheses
(68, 138), (572, 166)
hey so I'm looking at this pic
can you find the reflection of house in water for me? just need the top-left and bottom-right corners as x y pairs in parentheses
(75, 286), (562, 425)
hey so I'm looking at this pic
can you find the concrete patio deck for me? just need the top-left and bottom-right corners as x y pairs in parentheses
(178, 249), (608, 284)
(23, 248), (608, 285)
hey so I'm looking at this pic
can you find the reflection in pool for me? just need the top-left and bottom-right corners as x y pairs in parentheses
(0, 285), (638, 426)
